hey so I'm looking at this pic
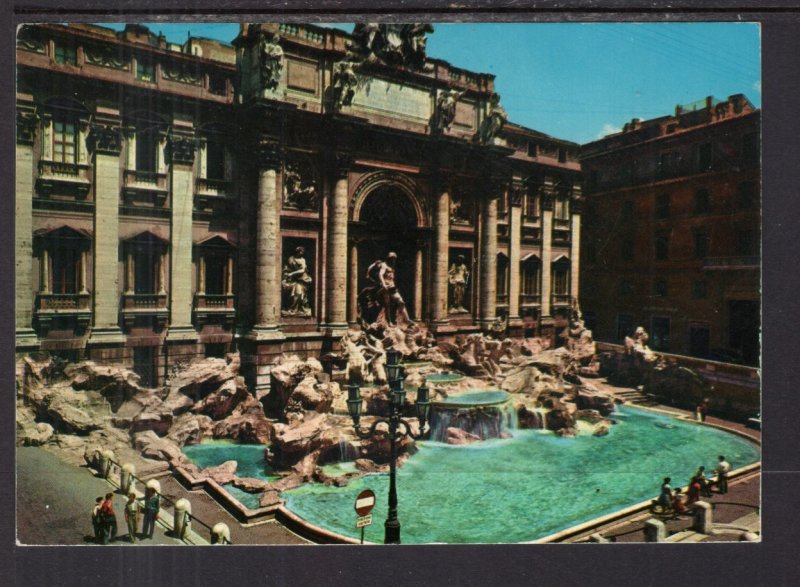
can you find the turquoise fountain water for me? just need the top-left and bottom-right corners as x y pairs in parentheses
(281, 406), (760, 543)
(181, 407), (759, 543)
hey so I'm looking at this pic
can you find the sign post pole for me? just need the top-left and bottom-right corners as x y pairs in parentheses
(354, 489), (376, 544)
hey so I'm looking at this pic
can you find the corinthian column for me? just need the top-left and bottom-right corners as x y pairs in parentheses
(479, 191), (499, 327)
(253, 139), (283, 336)
(326, 155), (349, 332)
(431, 184), (450, 325)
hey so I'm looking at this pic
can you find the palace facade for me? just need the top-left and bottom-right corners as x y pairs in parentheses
(15, 23), (583, 389)
(580, 95), (760, 365)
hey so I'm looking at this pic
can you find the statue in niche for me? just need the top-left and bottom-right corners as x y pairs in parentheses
(331, 60), (358, 109)
(259, 32), (283, 91)
(281, 246), (312, 316)
(449, 194), (471, 225)
(475, 93), (508, 145)
(448, 254), (470, 313)
(358, 252), (412, 329)
(434, 88), (466, 133)
(283, 161), (317, 210)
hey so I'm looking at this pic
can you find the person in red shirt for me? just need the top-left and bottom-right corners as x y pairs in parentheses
(100, 492), (117, 544)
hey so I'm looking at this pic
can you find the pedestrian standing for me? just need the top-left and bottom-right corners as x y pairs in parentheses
(91, 496), (103, 543)
(124, 493), (141, 543)
(142, 487), (160, 539)
(100, 493), (117, 544)
(658, 477), (673, 510)
(696, 398), (710, 422)
(692, 466), (712, 497)
(715, 455), (731, 494)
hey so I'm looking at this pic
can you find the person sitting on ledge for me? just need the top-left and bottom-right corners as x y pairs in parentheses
(671, 487), (688, 517)
(657, 477), (673, 511)
(692, 465), (713, 497)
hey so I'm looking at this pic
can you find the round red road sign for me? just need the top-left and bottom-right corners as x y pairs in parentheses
(354, 489), (376, 516)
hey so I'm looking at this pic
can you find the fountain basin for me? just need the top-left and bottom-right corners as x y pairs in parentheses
(425, 372), (466, 385)
(433, 388), (508, 407)
(281, 405), (760, 544)
(428, 388), (515, 442)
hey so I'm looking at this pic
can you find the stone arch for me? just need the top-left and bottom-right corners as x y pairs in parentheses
(350, 170), (426, 228)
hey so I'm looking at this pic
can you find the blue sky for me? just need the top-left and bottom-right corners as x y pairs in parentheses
(100, 22), (760, 144)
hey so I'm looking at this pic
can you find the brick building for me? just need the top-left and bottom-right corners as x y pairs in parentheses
(580, 95), (760, 365)
(15, 23), (582, 388)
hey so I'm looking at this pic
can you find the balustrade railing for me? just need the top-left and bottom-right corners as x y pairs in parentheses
(36, 292), (91, 311)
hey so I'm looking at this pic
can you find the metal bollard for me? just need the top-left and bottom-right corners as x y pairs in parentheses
(120, 463), (136, 495)
(174, 498), (191, 539)
(145, 479), (161, 494)
(211, 522), (231, 545)
(644, 518), (667, 542)
(692, 501), (713, 534)
(99, 449), (115, 479)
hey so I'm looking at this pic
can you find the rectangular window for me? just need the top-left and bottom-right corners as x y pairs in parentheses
(693, 188), (710, 214)
(134, 250), (158, 294)
(689, 323), (710, 358)
(651, 317), (671, 351)
(655, 235), (669, 261)
(742, 132), (758, 162)
(204, 256), (227, 295)
(52, 120), (77, 163)
(496, 257), (509, 297)
(658, 152), (675, 178)
(654, 279), (668, 298)
(655, 193), (670, 219)
(692, 280), (707, 299)
(54, 43), (77, 65)
(735, 229), (758, 256)
(694, 231), (710, 259)
(553, 268), (569, 295)
(497, 193), (508, 218)
(136, 59), (155, 82)
(522, 262), (540, 295)
(558, 148), (567, 163)
(697, 142), (712, 171)
(523, 192), (539, 221)
(620, 236), (634, 261)
(206, 141), (226, 180)
(136, 131), (157, 172)
(51, 248), (79, 294)
(208, 74), (228, 96)
(527, 142), (538, 157)
(554, 197), (569, 220)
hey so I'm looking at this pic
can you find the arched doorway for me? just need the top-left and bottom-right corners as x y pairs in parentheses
(353, 185), (422, 321)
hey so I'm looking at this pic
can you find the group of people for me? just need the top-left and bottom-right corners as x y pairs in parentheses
(657, 455), (732, 517)
(91, 487), (161, 545)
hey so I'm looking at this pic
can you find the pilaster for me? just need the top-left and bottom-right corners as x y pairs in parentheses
(507, 180), (525, 334)
(88, 109), (125, 345)
(166, 127), (199, 342)
(479, 185), (500, 327)
(431, 182), (450, 327)
(570, 186), (583, 304)
(15, 99), (39, 348)
(540, 180), (555, 320)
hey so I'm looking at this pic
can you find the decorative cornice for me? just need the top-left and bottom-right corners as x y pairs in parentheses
(88, 124), (122, 155)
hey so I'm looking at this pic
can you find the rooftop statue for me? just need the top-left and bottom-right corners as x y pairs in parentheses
(434, 88), (466, 133)
(331, 60), (359, 109)
(259, 32), (283, 91)
(346, 23), (434, 71)
(475, 93), (508, 145)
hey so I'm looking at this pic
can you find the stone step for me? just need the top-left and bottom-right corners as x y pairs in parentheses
(666, 530), (706, 543)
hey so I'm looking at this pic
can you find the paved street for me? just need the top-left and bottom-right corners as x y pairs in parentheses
(17, 446), (182, 546)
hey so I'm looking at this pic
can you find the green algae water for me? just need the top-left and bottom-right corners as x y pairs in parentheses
(183, 441), (277, 481)
(282, 406), (760, 544)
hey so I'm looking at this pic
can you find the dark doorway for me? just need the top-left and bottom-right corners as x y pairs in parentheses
(133, 347), (157, 388)
(356, 187), (420, 320)
(728, 300), (760, 366)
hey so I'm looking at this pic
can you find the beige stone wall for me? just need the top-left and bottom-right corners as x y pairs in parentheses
(92, 151), (122, 331)
(169, 166), (195, 328)
(15, 142), (35, 334)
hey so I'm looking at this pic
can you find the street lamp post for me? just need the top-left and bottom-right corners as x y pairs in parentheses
(347, 348), (431, 544)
